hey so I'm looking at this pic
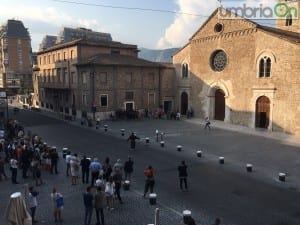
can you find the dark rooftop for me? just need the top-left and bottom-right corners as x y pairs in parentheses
(0, 19), (30, 39)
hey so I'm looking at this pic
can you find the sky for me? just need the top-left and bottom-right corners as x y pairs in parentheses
(0, 0), (278, 51)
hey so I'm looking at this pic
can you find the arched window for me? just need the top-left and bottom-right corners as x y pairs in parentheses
(182, 63), (188, 78)
(286, 14), (292, 26)
(258, 56), (271, 78)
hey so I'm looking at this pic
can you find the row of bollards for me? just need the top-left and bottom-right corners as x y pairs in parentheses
(95, 126), (288, 183)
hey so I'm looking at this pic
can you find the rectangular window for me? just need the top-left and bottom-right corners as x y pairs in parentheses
(148, 93), (155, 106)
(63, 52), (66, 60)
(52, 54), (55, 62)
(70, 50), (74, 59)
(125, 91), (134, 100)
(82, 71), (87, 84)
(99, 72), (107, 83)
(57, 53), (61, 61)
(57, 68), (61, 82)
(100, 95), (108, 107)
(148, 73), (155, 86)
(126, 72), (133, 83)
(48, 55), (51, 64)
(82, 94), (87, 105)
(63, 68), (68, 84)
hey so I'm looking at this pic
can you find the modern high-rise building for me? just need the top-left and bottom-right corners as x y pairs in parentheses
(0, 19), (33, 96)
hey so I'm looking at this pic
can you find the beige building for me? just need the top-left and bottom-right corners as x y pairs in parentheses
(173, 2), (300, 134)
(0, 19), (33, 96)
(36, 38), (175, 119)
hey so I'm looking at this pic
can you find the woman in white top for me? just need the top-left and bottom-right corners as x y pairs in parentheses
(70, 154), (80, 185)
(50, 187), (63, 222)
(105, 176), (115, 210)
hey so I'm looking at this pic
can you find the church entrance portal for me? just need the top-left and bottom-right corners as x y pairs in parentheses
(214, 89), (225, 121)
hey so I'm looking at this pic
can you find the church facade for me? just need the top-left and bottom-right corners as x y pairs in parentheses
(173, 3), (300, 135)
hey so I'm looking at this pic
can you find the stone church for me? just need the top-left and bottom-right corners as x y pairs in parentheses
(172, 1), (300, 135)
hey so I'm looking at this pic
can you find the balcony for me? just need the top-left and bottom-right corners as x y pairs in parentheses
(38, 80), (71, 89)
(6, 78), (21, 88)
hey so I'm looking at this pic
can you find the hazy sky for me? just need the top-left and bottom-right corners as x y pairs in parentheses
(0, 0), (277, 51)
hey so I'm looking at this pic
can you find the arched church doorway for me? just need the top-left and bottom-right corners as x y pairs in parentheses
(214, 89), (225, 121)
(181, 92), (188, 115)
(255, 96), (270, 128)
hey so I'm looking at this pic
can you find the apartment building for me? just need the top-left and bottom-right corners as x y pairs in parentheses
(0, 19), (33, 95)
(37, 38), (176, 119)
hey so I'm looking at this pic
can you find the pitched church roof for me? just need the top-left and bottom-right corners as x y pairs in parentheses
(189, 7), (300, 44)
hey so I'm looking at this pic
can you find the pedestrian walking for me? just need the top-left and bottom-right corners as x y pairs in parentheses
(143, 165), (155, 198)
(112, 168), (123, 204)
(65, 151), (72, 176)
(94, 186), (106, 225)
(28, 186), (39, 223)
(178, 161), (188, 191)
(51, 187), (63, 222)
(127, 132), (140, 150)
(0, 156), (8, 181)
(124, 156), (134, 181)
(10, 154), (18, 184)
(204, 117), (211, 130)
(90, 158), (102, 186)
(83, 186), (93, 225)
(81, 155), (91, 184)
(70, 153), (80, 185)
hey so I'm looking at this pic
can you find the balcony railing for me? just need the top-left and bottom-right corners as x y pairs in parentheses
(38, 80), (70, 89)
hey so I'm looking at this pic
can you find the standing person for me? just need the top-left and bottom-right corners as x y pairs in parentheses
(112, 168), (123, 204)
(50, 147), (59, 174)
(105, 176), (115, 210)
(127, 132), (140, 150)
(51, 188), (63, 222)
(90, 158), (102, 186)
(113, 159), (123, 172)
(65, 151), (72, 177)
(94, 186), (106, 225)
(10, 154), (18, 184)
(0, 156), (8, 181)
(21, 146), (30, 178)
(212, 218), (221, 225)
(204, 117), (211, 130)
(102, 157), (112, 182)
(83, 186), (93, 225)
(70, 153), (80, 185)
(124, 156), (134, 181)
(28, 186), (39, 223)
(81, 155), (91, 184)
(178, 161), (188, 191)
(143, 165), (155, 198)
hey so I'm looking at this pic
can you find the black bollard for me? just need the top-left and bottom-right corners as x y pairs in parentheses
(104, 125), (108, 132)
(246, 164), (252, 172)
(197, 150), (202, 157)
(279, 173), (286, 182)
(160, 141), (165, 147)
(219, 156), (224, 164)
(177, 145), (182, 152)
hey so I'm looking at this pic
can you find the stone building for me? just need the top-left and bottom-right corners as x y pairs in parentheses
(0, 19), (33, 96)
(173, 2), (300, 135)
(37, 37), (175, 119)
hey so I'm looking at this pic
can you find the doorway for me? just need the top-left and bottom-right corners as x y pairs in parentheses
(181, 92), (188, 115)
(214, 89), (225, 121)
(255, 96), (270, 128)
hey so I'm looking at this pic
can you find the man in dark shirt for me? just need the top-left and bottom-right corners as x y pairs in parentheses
(178, 161), (188, 191)
(81, 156), (91, 184)
(50, 147), (59, 174)
(83, 186), (93, 225)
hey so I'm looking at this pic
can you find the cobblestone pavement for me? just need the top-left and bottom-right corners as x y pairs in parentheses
(2, 103), (300, 225)
(0, 151), (185, 225)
